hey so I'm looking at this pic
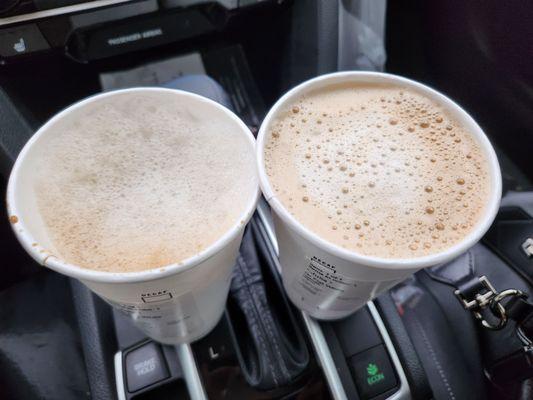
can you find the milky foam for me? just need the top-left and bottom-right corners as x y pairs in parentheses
(264, 83), (490, 258)
(33, 90), (257, 272)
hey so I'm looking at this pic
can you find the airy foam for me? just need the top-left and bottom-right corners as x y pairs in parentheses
(264, 83), (491, 259)
(33, 90), (257, 272)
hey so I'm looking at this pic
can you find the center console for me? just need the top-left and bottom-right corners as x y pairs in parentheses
(0, 2), (451, 399)
(108, 200), (410, 400)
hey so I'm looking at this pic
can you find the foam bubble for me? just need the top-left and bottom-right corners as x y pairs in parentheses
(264, 82), (490, 258)
(33, 91), (257, 272)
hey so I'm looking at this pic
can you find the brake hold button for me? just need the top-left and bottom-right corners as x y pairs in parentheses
(125, 341), (169, 392)
(347, 344), (398, 399)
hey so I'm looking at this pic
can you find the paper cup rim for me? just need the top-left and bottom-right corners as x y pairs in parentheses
(257, 71), (502, 270)
(7, 87), (260, 283)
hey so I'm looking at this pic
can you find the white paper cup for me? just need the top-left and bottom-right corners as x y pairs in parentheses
(7, 88), (260, 344)
(257, 72), (502, 320)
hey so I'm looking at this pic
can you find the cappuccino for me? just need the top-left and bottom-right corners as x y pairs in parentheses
(32, 90), (257, 272)
(264, 82), (491, 259)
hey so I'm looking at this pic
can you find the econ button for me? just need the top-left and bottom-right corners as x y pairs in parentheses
(347, 344), (398, 399)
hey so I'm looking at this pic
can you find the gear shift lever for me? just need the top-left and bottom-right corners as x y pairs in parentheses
(226, 219), (310, 390)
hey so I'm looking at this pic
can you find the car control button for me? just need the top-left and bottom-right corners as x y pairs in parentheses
(0, 24), (49, 58)
(125, 341), (169, 392)
(332, 307), (382, 357)
(347, 344), (398, 399)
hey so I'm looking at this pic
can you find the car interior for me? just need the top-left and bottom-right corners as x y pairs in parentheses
(1, 1), (532, 399)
